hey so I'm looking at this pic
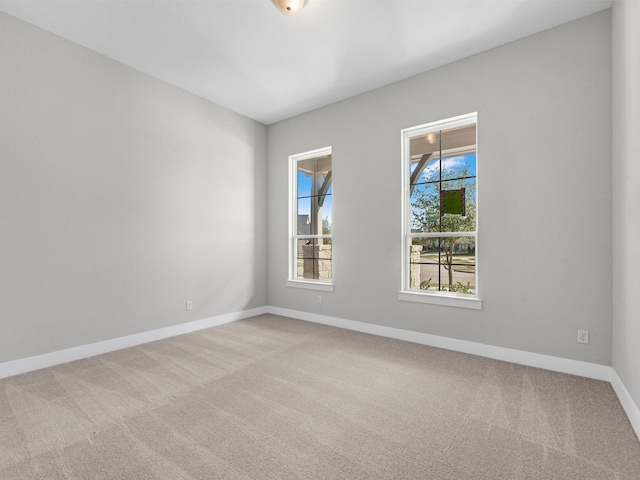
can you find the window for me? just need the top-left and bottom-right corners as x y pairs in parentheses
(288, 147), (333, 291)
(400, 113), (481, 309)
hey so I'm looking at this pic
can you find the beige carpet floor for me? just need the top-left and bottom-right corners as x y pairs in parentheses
(0, 314), (639, 479)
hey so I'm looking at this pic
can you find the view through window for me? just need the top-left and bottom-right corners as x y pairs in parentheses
(290, 148), (332, 283)
(403, 114), (477, 297)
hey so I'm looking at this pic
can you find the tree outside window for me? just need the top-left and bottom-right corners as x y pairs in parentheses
(403, 114), (477, 296)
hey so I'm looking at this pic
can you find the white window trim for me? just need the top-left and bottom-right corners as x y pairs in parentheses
(287, 146), (333, 290)
(286, 280), (334, 292)
(399, 113), (481, 310)
(398, 291), (482, 309)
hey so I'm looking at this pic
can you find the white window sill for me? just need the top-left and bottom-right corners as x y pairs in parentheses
(287, 280), (334, 292)
(398, 291), (482, 310)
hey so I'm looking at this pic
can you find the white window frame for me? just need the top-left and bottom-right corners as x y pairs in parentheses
(287, 146), (334, 292)
(399, 113), (481, 310)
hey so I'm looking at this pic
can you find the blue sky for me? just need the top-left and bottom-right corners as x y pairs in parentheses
(297, 153), (474, 230)
(297, 172), (332, 228)
(411, 153), (476, 182)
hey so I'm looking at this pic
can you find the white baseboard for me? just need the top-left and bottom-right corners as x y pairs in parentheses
(266, 306), (640, 441)
(267, 306), (640, 440)
(0, 306), (267, 380)
(2, 304), (638, 442)
(610, 369), (640, 441)
(267, 306), (612, 380)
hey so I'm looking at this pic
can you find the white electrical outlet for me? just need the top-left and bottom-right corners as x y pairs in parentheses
(186, 301), (193, 311)
(577, 330), (589, 344)
(317, 295), (322, 304)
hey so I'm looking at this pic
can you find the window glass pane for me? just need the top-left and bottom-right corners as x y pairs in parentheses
(441, 153), (476, 180)
(319, 194), (332, 234)
(410, 152), (441, 186)
(297, 170), (313, 198)
(292, 148), (333, 284)
(295, 238), (305, 279)
(404, 115), (477, 298)
(409, 237), (439, 289)
(422, 154), (441, 183)
(296, 238), (332, 280)
(440, 178), (476, 232)
(409, 131), (440, 176)
(410, 237), (475, 294)
(297, 198), (312, 235)
(440, 123), (476, 153)
(316, 156), (332, 190)
(437, 236), (476, 294)
(411, 184), (440, 233)
(295, 155), (333, 237)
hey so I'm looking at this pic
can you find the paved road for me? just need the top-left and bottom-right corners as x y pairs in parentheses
(418, 262), (475, 290)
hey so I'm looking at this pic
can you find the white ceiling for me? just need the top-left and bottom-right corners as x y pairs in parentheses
(0, 0), (612, 125)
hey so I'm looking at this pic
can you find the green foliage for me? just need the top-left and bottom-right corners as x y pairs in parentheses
(411, 161), (476, 292)
(421, 279), (471, 294)
(411, 166), (476, 234)
(445, 282), (473, 294)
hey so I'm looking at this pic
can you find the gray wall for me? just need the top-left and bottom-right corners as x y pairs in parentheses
(267, 11), (612, 365)
(613, 0), (640, 412)
(0, 13), (267, 363)
(0, 9), (619, 372)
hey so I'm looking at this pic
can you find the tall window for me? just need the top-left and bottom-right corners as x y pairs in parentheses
(289, 147), (333, 288)
(400, 113), (480, 308)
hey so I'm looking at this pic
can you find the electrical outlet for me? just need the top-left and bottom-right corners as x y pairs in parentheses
(186, 301), (193, 311)
(577, 330), (589, 344)
(317, 295), (322, 304)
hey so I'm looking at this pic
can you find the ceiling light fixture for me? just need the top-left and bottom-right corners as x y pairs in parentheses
(272, 0), (306, 15)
